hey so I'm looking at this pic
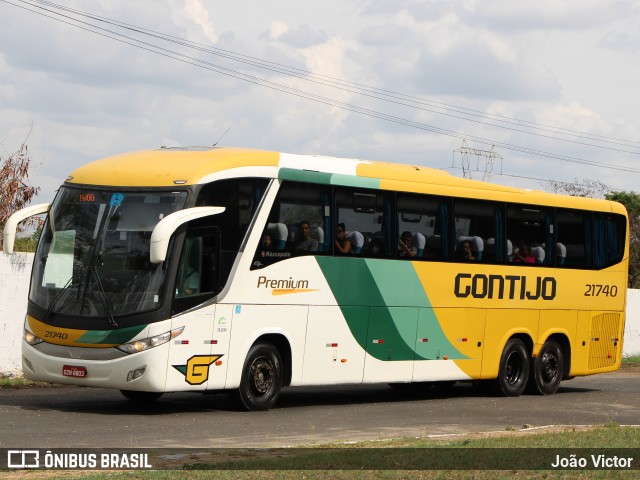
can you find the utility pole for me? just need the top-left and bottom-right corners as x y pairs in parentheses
(452, 140), (502, 181)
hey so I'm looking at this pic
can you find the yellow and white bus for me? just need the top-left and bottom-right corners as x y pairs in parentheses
(4, 147), (628, 410)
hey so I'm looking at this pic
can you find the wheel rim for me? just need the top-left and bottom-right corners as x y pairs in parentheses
(505, 351), (524, 386)
(249, 356), (274, 396)
(540, 350), (559, 384)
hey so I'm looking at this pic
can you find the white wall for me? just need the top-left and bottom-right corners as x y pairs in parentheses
(624, 289), (640, 357)
(0, 252), (34, 376)
(0, 252), (639, 375)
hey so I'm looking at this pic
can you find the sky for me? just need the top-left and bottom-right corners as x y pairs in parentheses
(1, 0), (639, 203)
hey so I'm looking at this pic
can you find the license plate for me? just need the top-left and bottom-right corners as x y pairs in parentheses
(62, 365), (87, 378)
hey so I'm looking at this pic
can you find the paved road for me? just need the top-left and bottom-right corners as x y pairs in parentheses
(0, 370), (638, 448)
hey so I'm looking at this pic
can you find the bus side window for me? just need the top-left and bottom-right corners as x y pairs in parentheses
(506, 205), (552, 266)
(175, 237), (202, 298)
(335, 187), (391, 258)
(397, 193), (445, 261)
(593, 214), (626, 269)
(453, 200), (497, 263)
(557, 210), (591, 269)
(251, 181), (329, 269)
(173, 226), (220, 315)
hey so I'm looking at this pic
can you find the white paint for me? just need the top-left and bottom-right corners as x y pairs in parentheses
(1, 253), (639, 375)
(623, 289), (640, 358)
(0, 252), (33, 376)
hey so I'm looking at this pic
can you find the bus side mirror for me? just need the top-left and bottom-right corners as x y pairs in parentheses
(149, 206), (225, 264)
(3, 203), (51, 254)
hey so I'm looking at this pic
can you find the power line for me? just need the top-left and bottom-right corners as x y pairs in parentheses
(445, 166), (627, 193)
(23, 0), (640, 152)
(3, 0), (640, 175)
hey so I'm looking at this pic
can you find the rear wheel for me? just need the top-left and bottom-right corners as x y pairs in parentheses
(120, 390), (163, 402)
(230, 343), (283, 411)
(495, 339), (530, 396)
(528, 340), (563, 395)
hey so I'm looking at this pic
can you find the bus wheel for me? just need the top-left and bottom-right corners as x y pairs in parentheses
(496, 339), (529, 397)
(120, 390), (163, 402)
(231, 343), (283, 411)
(528, 340), (563, 395)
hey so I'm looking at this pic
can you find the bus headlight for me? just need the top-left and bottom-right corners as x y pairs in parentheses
(116, 327), (184, 354)
(24, 329), (43, 346)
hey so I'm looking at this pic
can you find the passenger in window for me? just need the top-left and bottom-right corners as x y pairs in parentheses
(398, 231), (417, 258)
(334, 223), (352, 255)
(295, 221), (319, 252)
(513, 243), (535, 264)
(461, 240), (476, 261)
(182, 254), (200, 296)
(262, 233), (273, 251)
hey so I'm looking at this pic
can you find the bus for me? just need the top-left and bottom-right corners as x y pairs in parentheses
(4, 147), (628, 410)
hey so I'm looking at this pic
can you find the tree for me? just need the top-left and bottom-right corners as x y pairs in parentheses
(546, 178), (610, 198)
(545, 179), (640, 288)
(0, 139), (41, 251)
(605, 191), (640, 288)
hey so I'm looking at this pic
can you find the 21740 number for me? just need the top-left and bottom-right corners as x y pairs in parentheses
(584, 284), (618, 297)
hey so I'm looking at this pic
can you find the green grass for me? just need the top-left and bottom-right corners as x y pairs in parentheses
(622, 354), (640, 364)
(0, 376), (68, 389)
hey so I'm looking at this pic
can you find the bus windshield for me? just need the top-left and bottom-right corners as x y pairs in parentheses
(29, 187), (188, 318)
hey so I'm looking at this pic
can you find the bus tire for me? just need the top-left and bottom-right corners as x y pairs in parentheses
(528, 340), (563, 395)
(495, 339), (529, 397)
(120, 390), (163, 402)
(230, 342), (283, 411)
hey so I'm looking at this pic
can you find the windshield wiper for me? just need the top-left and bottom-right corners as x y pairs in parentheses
(89, 265), (119, 328)
(44, 275), (79, 322)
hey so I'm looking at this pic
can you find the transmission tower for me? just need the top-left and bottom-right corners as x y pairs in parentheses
(452, 140), (502, 181)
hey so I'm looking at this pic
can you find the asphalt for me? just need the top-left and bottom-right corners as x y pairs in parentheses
(0, 368), (638, 448)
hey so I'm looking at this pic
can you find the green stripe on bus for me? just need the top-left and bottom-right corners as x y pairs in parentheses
(330, 174), (380, 189)
(75, 324), (147, 345)
(278, 168), (380, 189)
(316, 257), (466, 361)
(278, 168), (333, 185)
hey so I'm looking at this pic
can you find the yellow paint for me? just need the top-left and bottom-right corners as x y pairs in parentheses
(26, 315), (116, 348)
(411, 259), (627, 378)
(271, 288), (320, 296)
(185, 355), (221, 385)
(67, 148), (279, 187)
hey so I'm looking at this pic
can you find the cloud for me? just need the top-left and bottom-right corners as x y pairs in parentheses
(182, 0), (219, 43)
(600, 31), (640, 53)
(460, 0), (636, 31)
(358, 0), (635, 31)
(266, 22), (328, 48)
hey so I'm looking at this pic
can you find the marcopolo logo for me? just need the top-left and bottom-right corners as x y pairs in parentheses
(454, 273), (557, 300)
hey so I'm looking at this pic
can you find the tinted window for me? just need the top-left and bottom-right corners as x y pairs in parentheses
(557, 209), (591, 269)
(252, 181), (330, 269)
(507, 205), (552, 265)
(397, 193), (448, 260)
(335, 187), (392, 258)
(453, 200), (498, 263)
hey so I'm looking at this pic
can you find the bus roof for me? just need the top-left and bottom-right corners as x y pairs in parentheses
(65, 146), (625, 214)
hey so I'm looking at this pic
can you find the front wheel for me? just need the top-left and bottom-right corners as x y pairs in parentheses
(528, 340), (564, 395)
(230, 343), (283, 411)
(120, 390), (163, 402)
(495, 338), (530, 397)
